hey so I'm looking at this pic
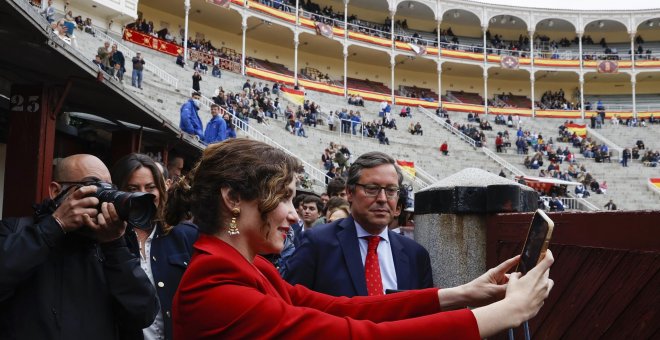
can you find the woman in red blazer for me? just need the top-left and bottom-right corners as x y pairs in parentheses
(172, 139), (554, 339)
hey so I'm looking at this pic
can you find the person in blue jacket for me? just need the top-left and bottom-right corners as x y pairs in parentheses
(111, 153), (198, 340)
(204, 104), (227, 144)
(180, 92), (204, 141)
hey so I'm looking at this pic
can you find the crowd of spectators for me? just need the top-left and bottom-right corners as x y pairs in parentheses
(538, 89), (578, 110)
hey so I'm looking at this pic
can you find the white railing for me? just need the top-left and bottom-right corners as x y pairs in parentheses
(585, 127), (623, 160)
(418, 106), (478, 148)
(570, 194), (600, 211)
(194, 90), (330, 186)
(481, 147), (526, 177)
(415, 166), (437, 186)
(92, 27), (179, 89)
(540, 195), (597, 211)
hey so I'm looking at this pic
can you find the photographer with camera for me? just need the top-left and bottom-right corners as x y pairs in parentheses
(0, 154), (159, 340)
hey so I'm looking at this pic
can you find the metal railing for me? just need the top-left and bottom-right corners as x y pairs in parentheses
(567, 193), (600, 211)
(92, 27), (179, 89)
(418, 106), (478, 148)
(540, 195), (598, 211)
(481, 147), (526, 177)
(415, 166), (437, 186)
(194, 90), (330, 186)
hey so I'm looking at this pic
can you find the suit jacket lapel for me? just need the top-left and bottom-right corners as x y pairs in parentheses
(389, 231), (411, 290)
(337, 217), (367, 296)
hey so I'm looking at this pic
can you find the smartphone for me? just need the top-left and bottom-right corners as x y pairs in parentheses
(515, 209), (554, 275)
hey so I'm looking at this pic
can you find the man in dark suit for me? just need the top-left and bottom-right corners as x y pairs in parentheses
(283, 152), (433, 297)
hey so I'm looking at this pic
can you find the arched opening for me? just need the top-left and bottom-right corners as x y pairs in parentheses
(345, 44), (391, 94)
(345, 0), (391, 39)
(534, 71), (579, 110)
(298, 32), (344, 84)
(244, 17), (295, 76)
(534, 18), (578, 60)
(583, 72), (632, 112)
(486, 14), (529, 57)
(441, 62), (485, 104)
(439, 9), (482, 53)
(394, 55), (437, 99)
(488, 68), (532, 108)
(583, 19), (630, 60)
(392, 1), (437, 47)
(635, 18), (660, 61)
(632, 71), (660, 111)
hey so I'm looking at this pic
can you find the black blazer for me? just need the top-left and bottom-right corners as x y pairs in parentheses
(282, 216), (433, 297)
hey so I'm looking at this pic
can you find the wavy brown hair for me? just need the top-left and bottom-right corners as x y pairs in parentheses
(185, 139), (303, 235)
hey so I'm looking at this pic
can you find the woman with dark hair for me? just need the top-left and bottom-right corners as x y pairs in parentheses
(111, 153), (198, 340)
(171, 139), (554, 339)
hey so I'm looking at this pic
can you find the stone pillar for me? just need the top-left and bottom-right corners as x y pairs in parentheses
(414, 168), (537, 288)
(241, 16), (247, 75)
(183, 0), (190, 63)
(343, 45), (348, 97)
(294, 32), (299, 86)
(390, 54), (396, 104)
(483, 69), (488, 116)
(631, 74), (637, 119)
(530, 73), (535, 117)
(437, 62), (442, 107)
(579, 74), (585, 119)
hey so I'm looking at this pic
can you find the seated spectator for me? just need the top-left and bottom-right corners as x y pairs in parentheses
(600, 181), (608, 194)
(176, 53), (185, 67)
(376, 127), (390, 145)
(440, 141), (449, 155)
(636, 140), (645, 150)
(92, 55), (105, 72)
(413, 122), (423, 135)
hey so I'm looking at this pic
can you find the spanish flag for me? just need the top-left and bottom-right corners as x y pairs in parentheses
(565, 123), (587, 138)
(396, 160), (416, 177)
(651, 178), (660, 190)
(281, 87), (305, 106)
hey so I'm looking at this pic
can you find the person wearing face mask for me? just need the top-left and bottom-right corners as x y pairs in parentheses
(179, 92), (204, 141)
(111, 153), (198, 340)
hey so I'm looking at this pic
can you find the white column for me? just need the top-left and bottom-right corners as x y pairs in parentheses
(483, 69), (488, 115)
(183, 0), (191, 64)
(579, 74), (585, 120)
(631, 74), (637, 119)
(578, 31), (583, 73)
(630, 31), (636, 65)
(530, 74), (535, 118)
(343, 0), (348, 35)
(482, 26), (488, 62)
(437, 63), (442, 107)
(390, 10), (395, 49)
(295, 0), (300, 25)
(343, 45), (348, 97)
(294, 32), (299, 85)
(390, 54), (396, 104)
(241, 16), (247, 75)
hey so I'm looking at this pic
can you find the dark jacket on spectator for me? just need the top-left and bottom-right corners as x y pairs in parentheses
(0, 202), (159, 340)
(123, 222), (198, 340)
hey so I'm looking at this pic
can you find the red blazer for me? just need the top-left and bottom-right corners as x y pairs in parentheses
(172, 235), (480, 339)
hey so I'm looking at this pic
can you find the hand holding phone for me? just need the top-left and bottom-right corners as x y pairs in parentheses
(516, 209), (554, 275)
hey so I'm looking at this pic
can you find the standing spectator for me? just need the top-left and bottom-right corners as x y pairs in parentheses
(40, 0), (55, 23)
(621, 148), (631, 167)
(179, 92), (204, 141)
(109, 44), (125, 82)
(440, 141), (449, 155)
(131, 52), (145, 89)
(192, 71), (202, 93)
(604, 199), (617, 210)
(204, 104), (227, 145)
(97, 41), (111, 70)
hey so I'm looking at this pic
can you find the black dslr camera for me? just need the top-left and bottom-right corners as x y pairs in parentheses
(92, 182), (157, 230)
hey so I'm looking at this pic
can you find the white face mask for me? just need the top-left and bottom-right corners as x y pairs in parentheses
(192, 99), (201, 107)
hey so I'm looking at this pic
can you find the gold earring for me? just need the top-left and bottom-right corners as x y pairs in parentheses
(227, 207), (240, 236)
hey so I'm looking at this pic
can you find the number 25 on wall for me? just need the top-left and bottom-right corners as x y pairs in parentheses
(10, 94), (41, 113)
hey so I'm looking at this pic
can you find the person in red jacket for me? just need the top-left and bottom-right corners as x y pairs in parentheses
(171, 139), (554, 339)
(440, 141), (449, 155)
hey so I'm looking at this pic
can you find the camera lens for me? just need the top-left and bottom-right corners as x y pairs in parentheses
(95, 186), (156, 229)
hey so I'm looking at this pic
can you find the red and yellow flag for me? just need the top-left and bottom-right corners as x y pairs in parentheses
(396, 160), (416, 177)
(281, 87), (305, 106)
(565, 123), (587, 137)
(651, 178), (660, 190)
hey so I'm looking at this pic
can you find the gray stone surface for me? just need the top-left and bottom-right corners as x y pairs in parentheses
(416, 213), (487, 288)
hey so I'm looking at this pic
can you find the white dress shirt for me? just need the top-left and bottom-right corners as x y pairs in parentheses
(354, 221), (397, 294)
(138, 228), (165, 340)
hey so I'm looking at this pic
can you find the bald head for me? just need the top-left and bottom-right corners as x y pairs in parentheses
(53, 154), (111, 183)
